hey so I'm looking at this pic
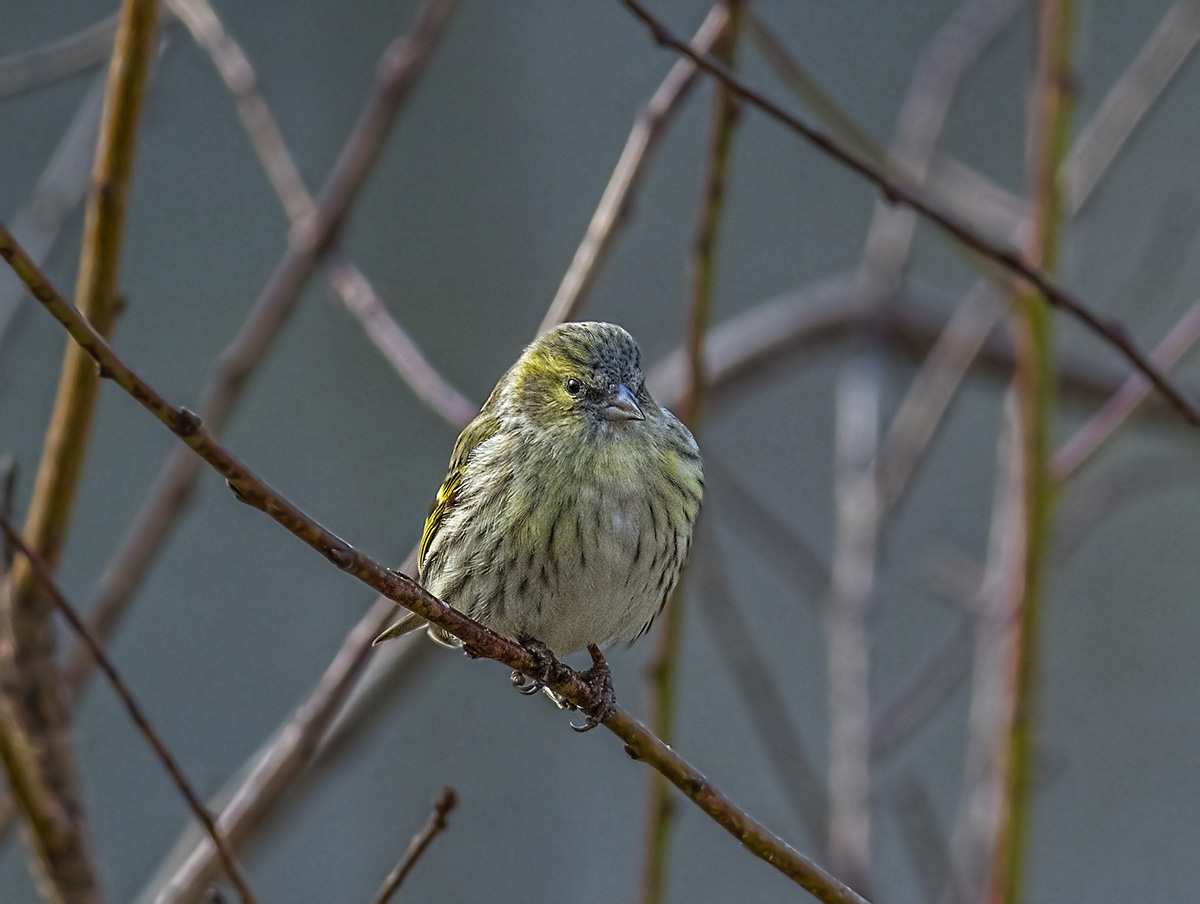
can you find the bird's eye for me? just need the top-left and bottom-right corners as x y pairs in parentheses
(607, 382), (617, 394)
(565, 378), (583, 396)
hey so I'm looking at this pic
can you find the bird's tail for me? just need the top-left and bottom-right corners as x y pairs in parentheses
(371, 609), (428, 646)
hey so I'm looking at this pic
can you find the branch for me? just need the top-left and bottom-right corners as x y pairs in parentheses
(617, 0), (1200, 430)
(61, 0), (461, 704)
(0, 516), (257, 904)
(0, 2), (160, 900)
(537, 4), (730, 334)
(0, 226), (868, 904)
(369, 788), (456, 904)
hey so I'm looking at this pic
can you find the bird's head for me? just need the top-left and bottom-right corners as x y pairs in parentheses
(507, 321), (657, 437)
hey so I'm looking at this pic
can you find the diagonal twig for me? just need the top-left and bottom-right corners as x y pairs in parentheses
(0, 516), (257, 904)
(617, 0), (1200, 430)
(369, 788), (456, 904)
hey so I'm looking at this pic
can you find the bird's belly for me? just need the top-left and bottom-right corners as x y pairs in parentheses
(500, 491), (664, 654)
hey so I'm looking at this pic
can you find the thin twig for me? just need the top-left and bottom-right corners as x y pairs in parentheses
(0, 516), (257, 904)
(1, 224), (867, 904)
(618, 0), (1200, 429)
(165, 0), (475, 428)
(61, 0), (461, 704)
(0, 15), (118, 100)
(642, 4), (742, 899)
(0, 2), (160, 900)
(369, 788), (457, 904)
(537, 5), (730, 334)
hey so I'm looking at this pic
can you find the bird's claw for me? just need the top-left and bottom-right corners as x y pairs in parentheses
(512, 635), (556, 697)
(571, 644), (616, 732)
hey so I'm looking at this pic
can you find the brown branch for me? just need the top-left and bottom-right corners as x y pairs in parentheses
(618, 0), (1200, 430)
(369, 788), (456, 904)
(1, 226), (868, 904)
(0, 516), (257, 904)
(0, 2), (160, 900)
(537, 5), (730, 334)
(61, 0), (461, 704)
(165, 0), (476, 429)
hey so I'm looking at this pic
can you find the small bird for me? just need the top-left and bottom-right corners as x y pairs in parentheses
(373, 321), (703, 723)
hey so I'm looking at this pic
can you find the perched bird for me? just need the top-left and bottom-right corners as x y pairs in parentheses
(373, 322), (703, 719)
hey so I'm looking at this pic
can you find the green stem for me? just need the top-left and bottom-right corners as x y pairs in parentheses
(994, 1), (1074, 902)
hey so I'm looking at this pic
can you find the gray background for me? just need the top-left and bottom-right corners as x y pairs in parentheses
(2, 0), (1199, 901)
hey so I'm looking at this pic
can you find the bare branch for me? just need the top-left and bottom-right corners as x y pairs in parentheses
(369, 788), (456, 904)
(618, 0), (1200, 429)
(0, 516), (256, 904)
(0, 224), (867, 904)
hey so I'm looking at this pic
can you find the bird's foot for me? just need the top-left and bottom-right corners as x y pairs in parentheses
(571, 644), (616, 732)
(511, 636), (556, 696)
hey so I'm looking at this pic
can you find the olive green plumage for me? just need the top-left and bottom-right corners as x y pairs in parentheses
(373, 321), (703, 655)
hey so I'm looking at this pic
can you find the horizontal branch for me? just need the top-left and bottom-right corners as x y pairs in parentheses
(618, 0), (1200, 429)
(0, 225), (867, 904)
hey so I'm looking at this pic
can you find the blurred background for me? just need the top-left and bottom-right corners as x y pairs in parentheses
(2, 0), (1199, 901)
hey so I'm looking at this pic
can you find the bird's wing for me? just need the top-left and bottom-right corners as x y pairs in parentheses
(418, 411), (503, 573)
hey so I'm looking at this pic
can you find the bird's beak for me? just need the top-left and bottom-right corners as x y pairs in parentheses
(603, 383), (645, 422)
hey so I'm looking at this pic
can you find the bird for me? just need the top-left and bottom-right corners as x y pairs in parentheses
(372, 321), (703, 726)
